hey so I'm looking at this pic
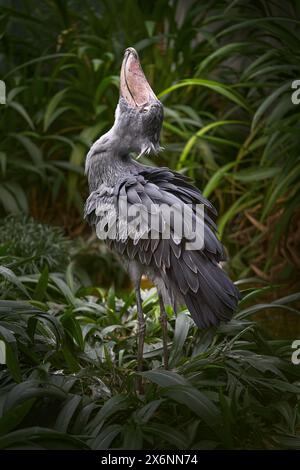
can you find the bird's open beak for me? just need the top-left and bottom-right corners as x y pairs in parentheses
(120, 47), (157, 107)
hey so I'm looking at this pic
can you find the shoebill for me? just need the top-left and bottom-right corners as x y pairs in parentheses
(84, 47), (240, 373)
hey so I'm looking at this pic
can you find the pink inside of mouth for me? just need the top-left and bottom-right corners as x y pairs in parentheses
(120, 52), (156, 107)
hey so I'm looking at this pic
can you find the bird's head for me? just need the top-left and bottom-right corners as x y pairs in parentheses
(85, 48), (163, 179)
(114, 47), (163, 156)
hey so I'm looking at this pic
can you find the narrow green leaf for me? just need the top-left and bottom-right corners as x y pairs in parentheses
(33, 266), (49, 301)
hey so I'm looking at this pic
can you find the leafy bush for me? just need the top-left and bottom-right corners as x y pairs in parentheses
(0, 248), (299, 449)
(0, 215), (72, 274)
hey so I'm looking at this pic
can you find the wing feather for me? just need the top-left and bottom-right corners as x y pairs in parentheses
(85, 166), (240, 327)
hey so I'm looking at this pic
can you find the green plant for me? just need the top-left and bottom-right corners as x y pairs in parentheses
(0, 241), (299, 449)
(0, 275), (299, 449)
(0, 215), (72, 274)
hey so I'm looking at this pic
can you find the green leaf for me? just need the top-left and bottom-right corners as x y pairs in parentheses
(232, 167), (281, 182)
(203, 161), (237, 198)
(142, 370), (188, 387)
(0, 399), (35, 436)
(4, 53), (75, 78)
(0, 266), (29, 297)
(262, 163), (300, 219)
(178, 120), (246, 167)
(0, 325), (21, 382)
(10, 134), (43, 165)
(43, 89), (67, 131)
(0, 427), (88, 449)
(164, 386), (220, 430)
(169, 312), (191, 367)
(33, 266), (49, 301)
(61, 314), (84, 351)
(54, 395), (82, 433)
(0, 186), (22, 214)
(87, 395), (128, 432)
(159, 79), (252, 113)
(252, 82), (290, 130)
(0, 152), (7, 176)
(89, 424), (122, 450)
(143, 423), (189, 449)
(7, 102), (34, 129)
(197, 42), (252, 74)
(145, 20), (155, 37)
(134, 399), (163, 424)
(218, 194), (262, 238)
(236, 303), (300, 320)
(50, 275), (77, 305)
(2, 182), (28, 213)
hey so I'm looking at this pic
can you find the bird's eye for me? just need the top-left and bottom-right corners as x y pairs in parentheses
(142, 106), (150, 113)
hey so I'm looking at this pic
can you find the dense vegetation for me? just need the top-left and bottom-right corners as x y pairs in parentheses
(0, 0), (299, 449)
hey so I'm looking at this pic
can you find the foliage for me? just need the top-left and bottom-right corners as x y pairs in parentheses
(0, 264), (299, 449)
(0, 215), (126, 292)
(0, 215), (72, 274)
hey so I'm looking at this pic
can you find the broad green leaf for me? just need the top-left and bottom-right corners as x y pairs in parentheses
(89, 424), (122, 450)
(0, 325), (21, 382)
(232, 167), (281, 182)
(7, 102), (34, 129)
(164, 385), (220, 430)
(33, 266), (49, 301)
(10, 134), (43, 165)
(143, 423), (189, 449)
(0, 266), (29, 297)
(0, 399), (35, 436)
(43, 89), (68, 131)
(202, 161), (237, 198)
(54, 395), (82, 433)
(159, 79), (252, 113)
(0, 426), (88, 449)
(169, 312), (191, 367)
(142, 370), (188, 387)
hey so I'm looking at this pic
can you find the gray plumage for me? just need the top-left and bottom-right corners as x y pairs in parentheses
(85, 161), (240, 328)
(84, 48), (240, 366)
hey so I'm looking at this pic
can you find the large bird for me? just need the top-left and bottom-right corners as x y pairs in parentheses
(85, 47), (240, 373)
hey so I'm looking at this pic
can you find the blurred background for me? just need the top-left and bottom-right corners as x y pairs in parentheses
(0, 0), (300, 450)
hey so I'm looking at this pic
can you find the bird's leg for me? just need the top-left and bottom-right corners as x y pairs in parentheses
(158, 292), (169, 369)
(135, 285), (145, 392)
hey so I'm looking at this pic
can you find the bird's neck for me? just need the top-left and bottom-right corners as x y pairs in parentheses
(88, 153), (126, 190)
(85, 130), (140, 191)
